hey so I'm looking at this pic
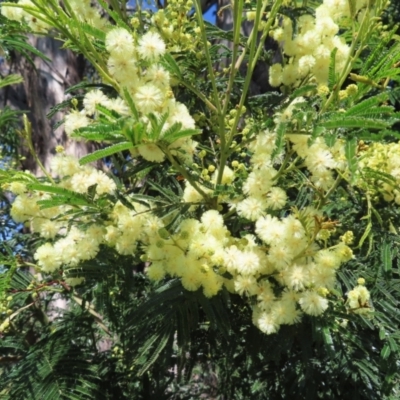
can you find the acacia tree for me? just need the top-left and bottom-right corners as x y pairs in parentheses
(0, 1), (400, 399)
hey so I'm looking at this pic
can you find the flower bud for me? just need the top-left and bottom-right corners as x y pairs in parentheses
(357, 277), (365, 285)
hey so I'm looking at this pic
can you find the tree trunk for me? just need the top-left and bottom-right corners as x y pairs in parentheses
(216, 0), (281, 95)
(1, 36), (91, 174)
(0, 36), (94, 327)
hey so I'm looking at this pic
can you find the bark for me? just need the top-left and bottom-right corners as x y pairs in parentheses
(1, 36), (91, 174)
(0, 37), (94, 331)
(216, 0), (281, 95)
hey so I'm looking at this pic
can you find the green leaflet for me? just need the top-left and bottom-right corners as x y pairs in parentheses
(345, 137), (358, 183)
(204, 20), (237, 42)
(147, 179), (179, 201)
(290, 84), (317, 99)
(176, 304), (191, 349)
(65, 81), (114, 95)
(1, 37), (51, 63)
(374, 67), (400, 81)
(161, 53), (183, 80)
(358, 221), (372, 248)
(128, 112), (200, 146)
(0, 260), (17, 299)
(96, 0), (131, 30)
(137, 324), (173, 376)
(361, 29), (395, 75)
(26, 183), (93, 208)
(72, 131), (122, 142)
(0, 74), (23, 89)
(67, 19), (106, 41)
(324, 132), (337, 147)
(380, 343), (391, 360)
(79, 141), (133, 165)
(74, 123), (124, 142)
(322, 326), (334, 346)
(9, 269), (33, 290)
(362, 167), (400, 192)
(352, 360), (380, 386)
(271, 122), (287, 160)
(94, 104), (122, 120)
(122, 119), (145, 145)
(36, 198), (89, 209)
(123, 88), (139, 120)
(353, 109), (395, 121)
(121, 193), (155, 207)
(162, 124), (201, 144)
(310, 125), (325, 143)
(381, 242), (392, 275)
(367, 44), (400, 79)
(328, 47), (338, 91)
(47, 98), (77, 119)
(320, 116), (390, 129)
(388, 336), (398, 352)
(147, 113), (169, 141)
(27, 183), (89, 199)
(344, 93), (389, 117)
(358, 129), (400, 141)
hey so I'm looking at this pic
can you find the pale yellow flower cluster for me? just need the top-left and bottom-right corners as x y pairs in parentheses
(269, 0), (368, 87)
(105, 27), (194, 127)
(0, 296), (12, 333)
(8, 141), (355, 334)
(63, 25), (197, 164)
(0, 319), (10, 334)
(359, 142), (400, 204)
(69, 0), (108, 30)
(151, 0), (200, 53)
(1, 0), (107, 32)
(143, 205), (354, 335)
(1, 0), (51, 33)
(289, 133), (347, 191)
(140, 119), (354, 335)
(347, 279), (372, 314)
(9, 155), (116, 277)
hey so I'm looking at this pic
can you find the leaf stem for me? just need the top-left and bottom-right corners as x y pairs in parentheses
(163, 147), (212, 203)
(180, 81), (218, 113)
(221, 0), (244, 117)
(21, 115), (55, 184)
(193, 0), (222, 116)
(217, 0), (282, 186)
(321, 3), (379, 113)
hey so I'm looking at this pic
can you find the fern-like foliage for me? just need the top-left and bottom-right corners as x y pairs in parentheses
(0, 307), (104, 400)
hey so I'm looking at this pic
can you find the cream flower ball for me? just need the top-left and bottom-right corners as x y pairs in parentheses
(138, 32), (166, 61)
(105, 27), (135, 55)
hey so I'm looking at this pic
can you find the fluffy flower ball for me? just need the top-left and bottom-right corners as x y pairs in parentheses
(83, 89), (109, 115)
(34, 243), (62, 273)
(134, 84), (164, 114)
(138, 32), (166, 61)
(64, 111), (91, 136)
(105, 27), (135, 55)
(137, 143), (165, 162)
(299, 291), (329, 316)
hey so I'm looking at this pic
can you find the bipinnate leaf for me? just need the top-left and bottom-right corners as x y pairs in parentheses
(79, 142), (133, 165)
(345, 137), (358, 182)
(381, 242), (392, 275)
